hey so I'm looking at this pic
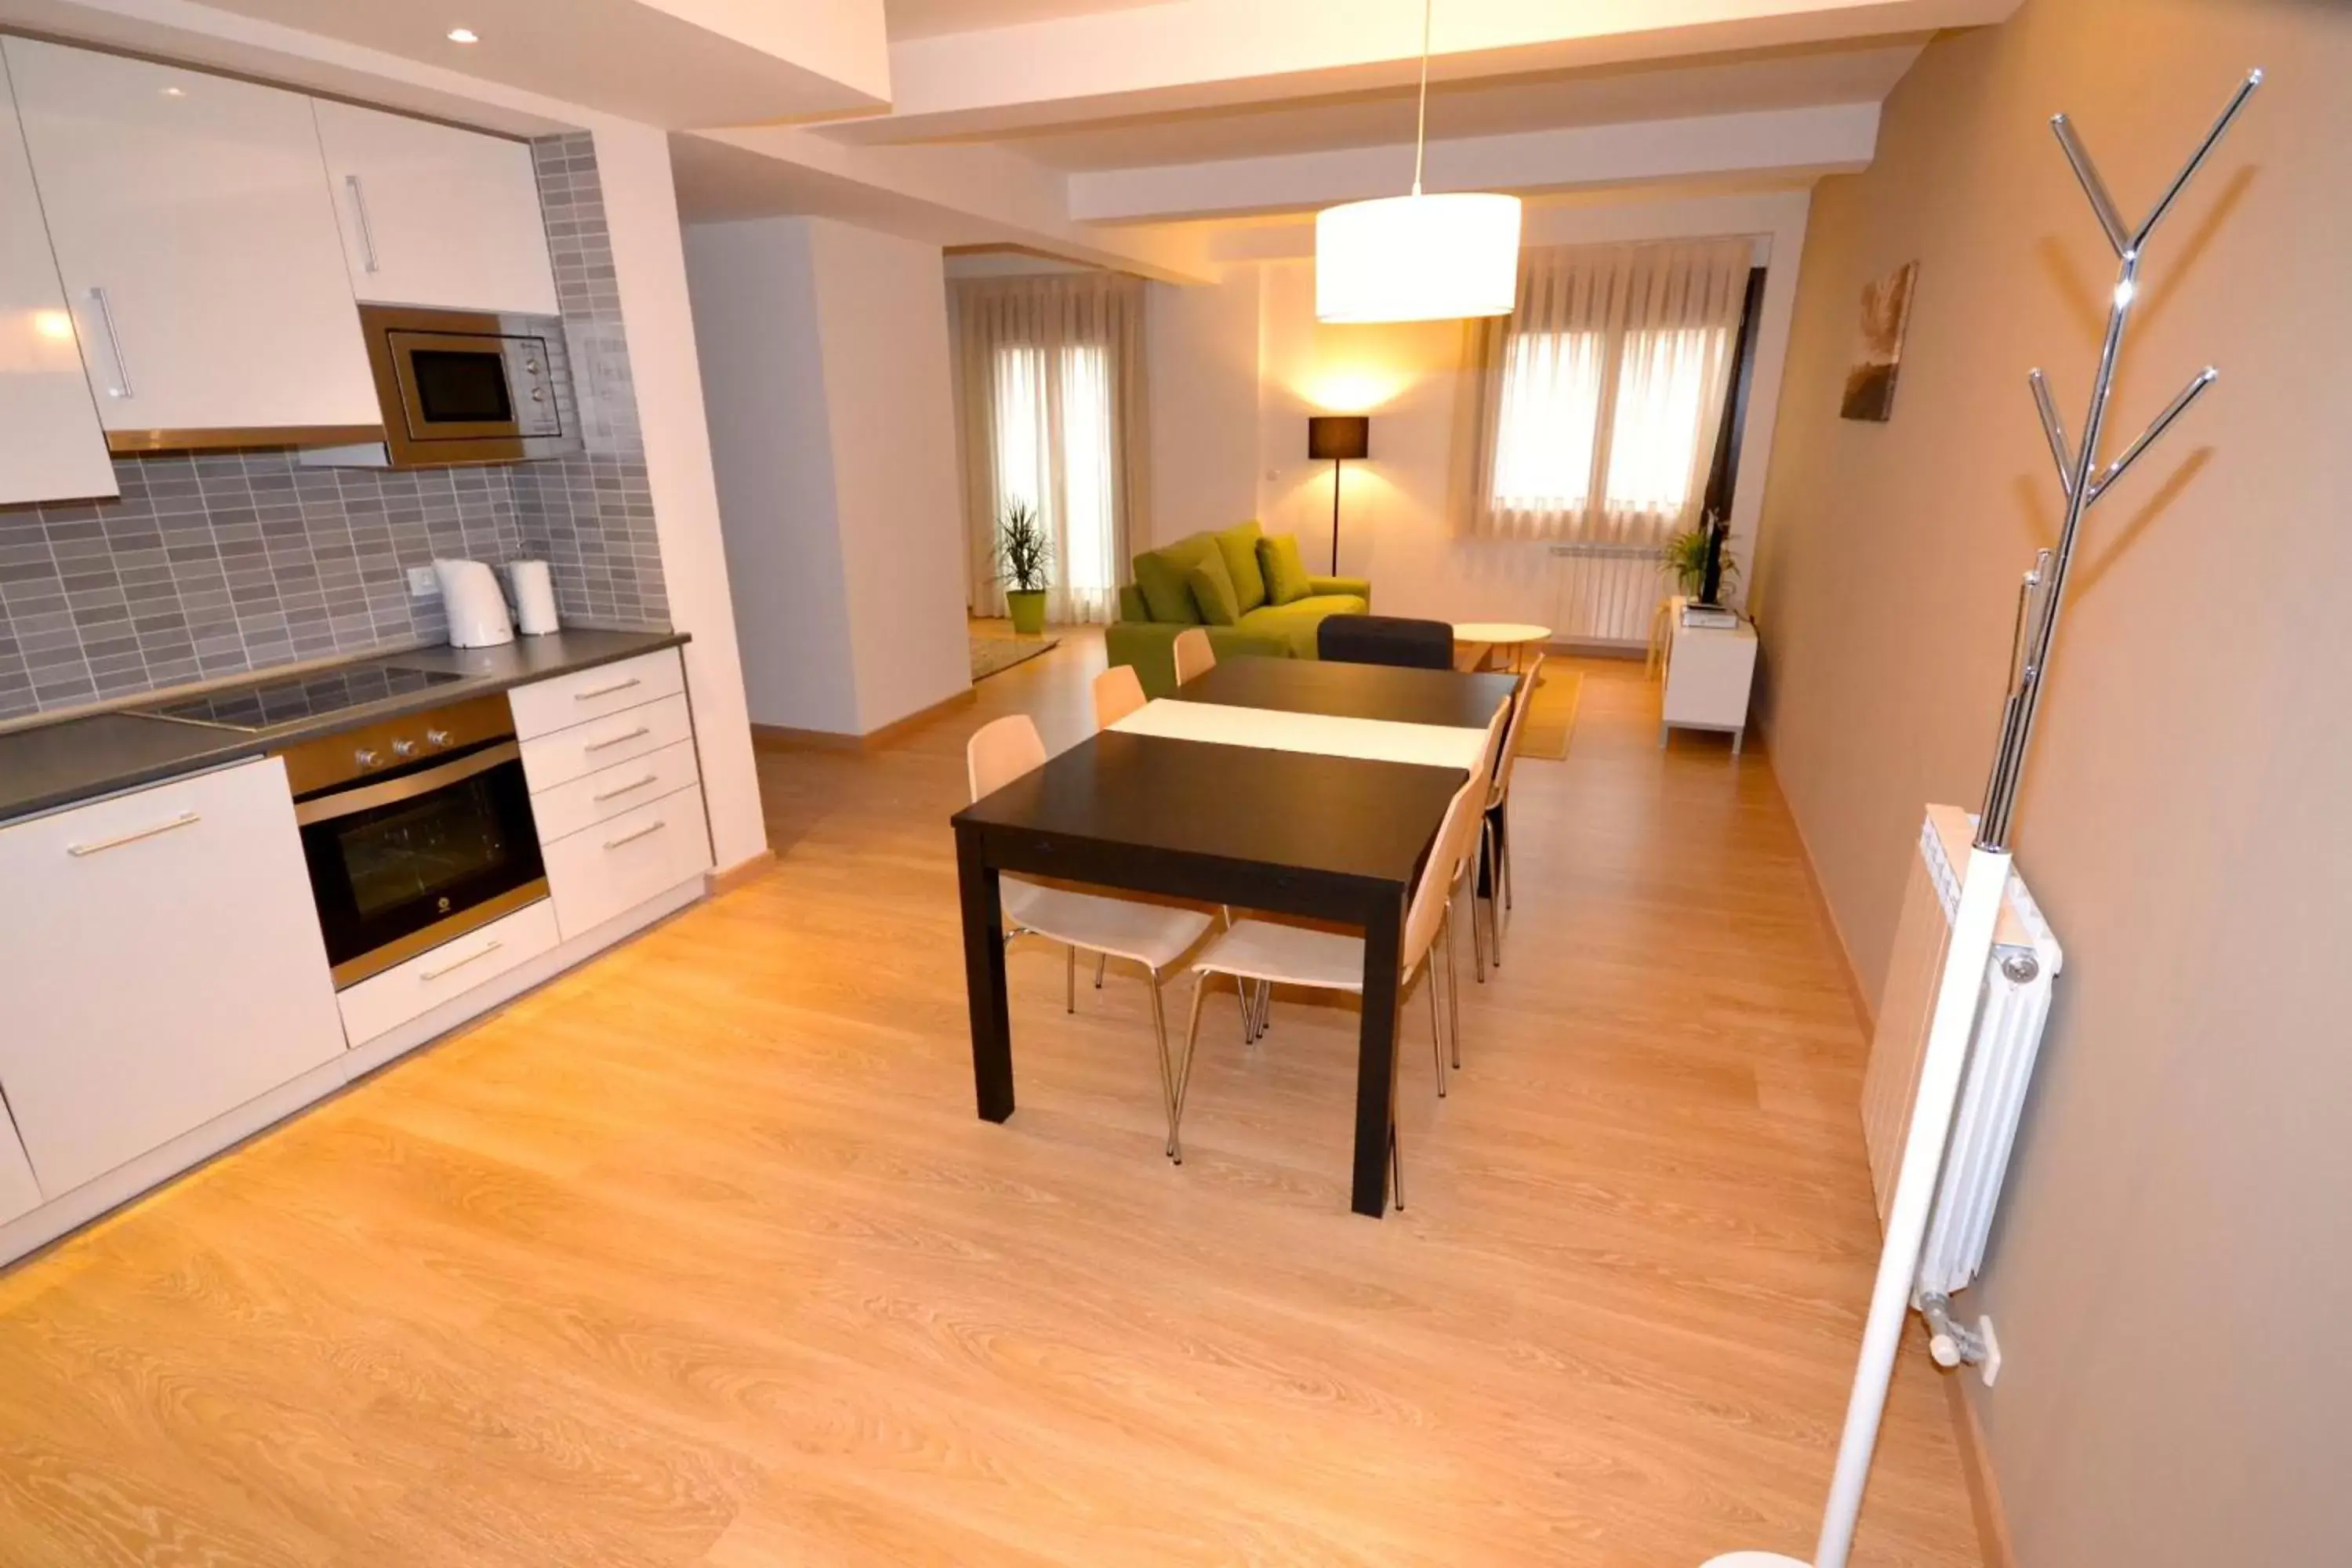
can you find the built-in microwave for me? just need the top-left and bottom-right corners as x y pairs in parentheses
(314, 303), (582, 469)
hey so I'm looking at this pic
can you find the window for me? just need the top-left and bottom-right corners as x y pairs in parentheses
(1488, 324), (1728, 521)
(1457, 241), (1756, 545)
(952, 274), (1143, 626)
(990, 343), (1116, 621)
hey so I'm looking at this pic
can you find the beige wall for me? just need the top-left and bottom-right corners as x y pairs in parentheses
(1751, 0), (2352, 1561)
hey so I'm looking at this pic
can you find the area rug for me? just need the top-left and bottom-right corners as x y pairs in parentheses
(971, 634), (1060, 682)
(1517, 666), (1584, 760)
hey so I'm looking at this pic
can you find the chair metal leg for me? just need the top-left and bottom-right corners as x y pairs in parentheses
(1149, 977), (1179, 1162)
(1426, 967), (1446, 1098)
(1066, 945), (1077, 1014)
(1095, 952), (1108, 989)
(1483, 818), (1505, 971)
(1172, 977), (1208, 1164)
(1389, 1124), (1405, 1210)
(1443, 908), (1463, 1071)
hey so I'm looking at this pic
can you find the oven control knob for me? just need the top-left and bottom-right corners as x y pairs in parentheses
(426, 728), (453, 749)
(391, 738), (417, 759)
(354, 748), (383, 769)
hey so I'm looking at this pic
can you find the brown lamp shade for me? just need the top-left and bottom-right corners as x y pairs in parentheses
(1307, 415), (1370, 462)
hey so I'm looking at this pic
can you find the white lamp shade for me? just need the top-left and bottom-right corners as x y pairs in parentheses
(1315, 191), (1523, 323)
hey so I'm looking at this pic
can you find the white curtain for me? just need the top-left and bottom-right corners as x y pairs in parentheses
(1451, 239), (1753, 544)
(950, 274), (1151, 625)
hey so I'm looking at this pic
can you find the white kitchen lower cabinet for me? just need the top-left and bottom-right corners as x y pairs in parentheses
(0, 759), (346, 1199)
(0, 53), (114, 505)
(543, 786), (713, 941)
(519, 691), (695, 794)
(336, 898), (561, 1049)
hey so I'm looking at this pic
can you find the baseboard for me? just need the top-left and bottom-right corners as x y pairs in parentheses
(1777, 776), (1876, 1035)
(1947, 1377), (2018, 1568)
(706, 848), (776, 896)
(750, 688), (978, 753)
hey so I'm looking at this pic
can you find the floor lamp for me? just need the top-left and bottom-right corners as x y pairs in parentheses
(1703, 67), (2260, 1568)
(1308, 415), (1369, 574)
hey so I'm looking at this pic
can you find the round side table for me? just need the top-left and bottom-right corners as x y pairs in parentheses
(1450, 622), (1551, 674)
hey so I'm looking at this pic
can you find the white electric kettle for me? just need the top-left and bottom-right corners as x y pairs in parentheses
(432, 558), (515, 648)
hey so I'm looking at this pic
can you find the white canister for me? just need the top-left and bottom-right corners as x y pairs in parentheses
(507, 559), (561, 636)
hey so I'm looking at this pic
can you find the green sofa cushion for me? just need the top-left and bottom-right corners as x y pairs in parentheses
(1188, 551), (1242, 626)
(1214, 521), (1268, 614)
(1258, 533), (1314, 606)
(1118, 583), (1149, 623)
(1237, 593), (1370, 657)
(1134, 534), (1218, 624)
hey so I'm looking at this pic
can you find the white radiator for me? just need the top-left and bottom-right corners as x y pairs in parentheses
(1549, 543), (1667, 644)
(1860, 804), (2063, 1298)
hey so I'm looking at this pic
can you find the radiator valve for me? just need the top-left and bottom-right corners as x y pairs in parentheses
(1919, 1292), (1994, 1376)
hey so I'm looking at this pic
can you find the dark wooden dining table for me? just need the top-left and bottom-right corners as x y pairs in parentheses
(950, 657), (1519, 1217)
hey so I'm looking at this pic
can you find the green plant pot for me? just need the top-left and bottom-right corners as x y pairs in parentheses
(1005, 590), (1047, 636)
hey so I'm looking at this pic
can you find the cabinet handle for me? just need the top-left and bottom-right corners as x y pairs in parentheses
(67, 810), (198, 858)
(88, 286), (133, 398)
(344, 174), (381, 274)
(584, 724), (651, 753)
(604, 819), (666, 851)
(592, 773), (661, 804)
(419, 938), (503, 982)
(574, 677), (642, 702)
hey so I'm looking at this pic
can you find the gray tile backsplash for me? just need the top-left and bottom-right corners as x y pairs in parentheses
(0, 132), (667, 725)
(512, 133), (669, 633)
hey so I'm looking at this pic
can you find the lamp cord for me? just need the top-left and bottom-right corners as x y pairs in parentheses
(1411, 0), (1432, 196)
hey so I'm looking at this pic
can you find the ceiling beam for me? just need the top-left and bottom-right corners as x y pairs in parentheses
(841, 0), (2019, 144)
(681, 125), (1218, 282)
(1066, 101), (1882, 223)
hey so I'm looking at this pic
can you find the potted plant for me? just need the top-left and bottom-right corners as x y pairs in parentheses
(996, 500), (1051, 636)
(1663, 510), (1740, 604)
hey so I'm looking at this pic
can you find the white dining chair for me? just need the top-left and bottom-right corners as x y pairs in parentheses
(967, 715), (1214, 1160)
(1092, 664), (1147, 729)
(1171, 626), (1215, 685)
(1168, 771), (1486, 1193)
(1475, 653), (1544, 978)
(1433, 699), (1513, 1083)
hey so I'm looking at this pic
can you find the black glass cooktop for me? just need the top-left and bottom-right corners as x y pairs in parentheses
(136, 662), (464, 732)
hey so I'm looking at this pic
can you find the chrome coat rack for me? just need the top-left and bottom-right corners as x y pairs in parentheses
(1976, 69), (2263, 851)
(1702, 66), (2263, 1568)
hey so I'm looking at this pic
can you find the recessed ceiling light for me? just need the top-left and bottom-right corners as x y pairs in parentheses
(446, 27), (479, 43)
(160, 85), (186, 96)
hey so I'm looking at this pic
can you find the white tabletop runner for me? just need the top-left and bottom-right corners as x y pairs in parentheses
(1112, 699), (1494, 771)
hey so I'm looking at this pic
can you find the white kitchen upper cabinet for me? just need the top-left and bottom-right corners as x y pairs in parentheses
(312, 99), (558, 315)
(0, 38), (378, 437)
(0, 759), (346, 1200)
(0, 51), (114, 504)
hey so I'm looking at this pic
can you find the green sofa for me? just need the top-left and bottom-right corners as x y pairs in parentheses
(1105, 521), (1371, 696)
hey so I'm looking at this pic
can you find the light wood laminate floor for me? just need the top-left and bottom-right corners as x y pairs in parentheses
(0, 634), (1978, 1566)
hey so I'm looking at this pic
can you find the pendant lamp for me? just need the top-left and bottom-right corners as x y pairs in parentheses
(1315, 0), (1522, 323)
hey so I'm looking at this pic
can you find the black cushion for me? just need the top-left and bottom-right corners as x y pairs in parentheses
(1317, 614), (1454, 671)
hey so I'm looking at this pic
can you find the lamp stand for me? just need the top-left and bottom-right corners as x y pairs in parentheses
(1329, 458), (1344, 575)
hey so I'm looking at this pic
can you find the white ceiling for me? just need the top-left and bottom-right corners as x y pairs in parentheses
(885, 0), (1171, 42)
(974, 42), (1924, 172)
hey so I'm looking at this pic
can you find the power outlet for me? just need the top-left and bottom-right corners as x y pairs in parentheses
(1977, 1315), (2002, 1387)
(407, 565), (439, 599)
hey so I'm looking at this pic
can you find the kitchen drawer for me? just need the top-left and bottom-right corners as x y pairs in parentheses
(532, 739), (700, 846)
(506, 648), (685, 740)
(543, 784), (712, 941)
(336, 898), (561, 1049)
(519, 692), (694, 794)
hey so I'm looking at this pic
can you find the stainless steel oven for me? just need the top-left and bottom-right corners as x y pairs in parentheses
(356, 303), (579, 467)
(276, 694), (548, 988)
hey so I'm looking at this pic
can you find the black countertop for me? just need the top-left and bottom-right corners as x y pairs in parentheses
(0, 629), (688, 825)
